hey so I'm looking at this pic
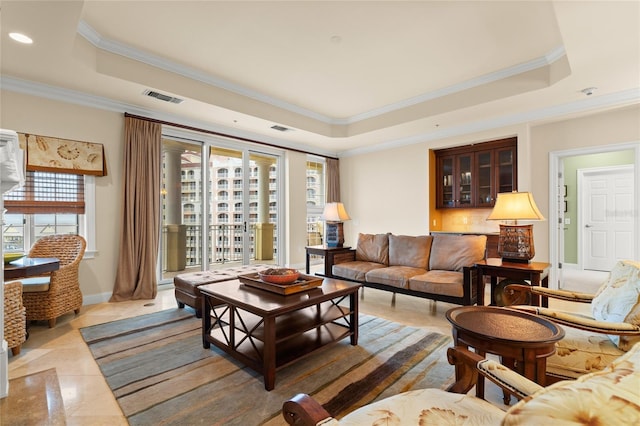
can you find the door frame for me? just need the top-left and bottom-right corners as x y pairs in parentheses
(549, 141), (640, 290)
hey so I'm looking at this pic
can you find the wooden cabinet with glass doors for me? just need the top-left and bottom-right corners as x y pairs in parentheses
(435, 138), (517, 209)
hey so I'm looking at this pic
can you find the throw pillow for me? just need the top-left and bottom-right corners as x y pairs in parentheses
(591, 260), (640, 350)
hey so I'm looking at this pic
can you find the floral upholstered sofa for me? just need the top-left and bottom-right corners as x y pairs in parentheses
(330, 233), (487, 306)
(282, 343), (640, 425)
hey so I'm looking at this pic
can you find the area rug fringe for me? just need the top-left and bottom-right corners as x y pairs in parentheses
(80, 309), (454, 425)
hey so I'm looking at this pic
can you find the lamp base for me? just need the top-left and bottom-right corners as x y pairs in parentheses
(497, 224), (535, 263)
(325, 222), (344, 248)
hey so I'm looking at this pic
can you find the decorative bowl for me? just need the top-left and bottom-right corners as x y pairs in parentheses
(258, 268), (300, 285)
(4, 252), (25, 264)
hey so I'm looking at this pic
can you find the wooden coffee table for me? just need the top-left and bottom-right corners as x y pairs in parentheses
(199, 277), (361, 390)
(446, 306), (564, 402)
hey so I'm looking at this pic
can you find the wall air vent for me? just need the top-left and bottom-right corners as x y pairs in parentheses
(271, 125), (293, 132)
(142, 89), (184, 104)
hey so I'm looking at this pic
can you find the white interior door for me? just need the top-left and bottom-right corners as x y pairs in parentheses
(579, 165), (634, 271)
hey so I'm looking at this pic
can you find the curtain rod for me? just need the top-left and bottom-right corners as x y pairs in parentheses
(124, 113), (338, 160)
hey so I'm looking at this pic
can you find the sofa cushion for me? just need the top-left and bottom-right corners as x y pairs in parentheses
(365, 266), (426, 289)
(355, 233), (390, 265)
(332, 261), (386, 282)
(503, 341), (640, 425)
(408, 270), (465, 298)
(429, 234), (487, 272)
(590, 260), (640, 350)
(388, 234), (432, 269)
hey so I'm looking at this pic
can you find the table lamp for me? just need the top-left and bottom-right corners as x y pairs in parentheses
(322, 202), (350, 247)
(487, 191), (545, 263)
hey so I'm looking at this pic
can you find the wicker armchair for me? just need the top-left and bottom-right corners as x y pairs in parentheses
(22, 235), (86, 328)
(4, 280), (26, 355)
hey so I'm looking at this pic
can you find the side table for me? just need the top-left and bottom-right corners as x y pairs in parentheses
(475, 259), (551, 307)
(446, 306), (564, 403)
(305, 245), (353, 277)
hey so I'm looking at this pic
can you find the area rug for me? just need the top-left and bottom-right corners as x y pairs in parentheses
(80, 309), (454, 426)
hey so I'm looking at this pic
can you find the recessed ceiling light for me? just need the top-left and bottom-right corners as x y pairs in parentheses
(9, 32), (33, 44)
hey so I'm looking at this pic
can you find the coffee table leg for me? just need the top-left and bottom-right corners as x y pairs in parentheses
(350, 291), (359, 345)
(263, 316), (276, 391)
(202, 295), (211, 349)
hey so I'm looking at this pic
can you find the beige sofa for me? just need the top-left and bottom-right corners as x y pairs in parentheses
(331, 233), (487, 306)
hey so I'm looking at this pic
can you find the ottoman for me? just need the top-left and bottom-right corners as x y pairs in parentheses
(174, 264), (270, 317)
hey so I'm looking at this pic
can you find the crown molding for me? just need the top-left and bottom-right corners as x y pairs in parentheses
(0, 75), (338, 158)
(340, 87), (640, 157)
(77, 20), (567, 128)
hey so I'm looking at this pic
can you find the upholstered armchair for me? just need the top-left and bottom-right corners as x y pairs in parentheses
(282, 344), (640, 425)
(504, 259), (640, 382)
(21, 235), (86, 328)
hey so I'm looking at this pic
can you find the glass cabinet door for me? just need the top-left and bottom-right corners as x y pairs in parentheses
(439, 156), (455, 208)
(476, 150), (493, 207)
(497, 147), (516, 194)
(457, 154), (473, 207)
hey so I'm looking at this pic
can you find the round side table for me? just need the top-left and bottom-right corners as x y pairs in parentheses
(446, 306), (564, 403)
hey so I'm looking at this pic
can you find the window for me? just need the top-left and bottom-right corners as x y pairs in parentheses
(306, 158), (325, 246)
(2, 171), (94, 255)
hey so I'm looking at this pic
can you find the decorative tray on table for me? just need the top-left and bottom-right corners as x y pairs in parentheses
(238, 271), (323, 295)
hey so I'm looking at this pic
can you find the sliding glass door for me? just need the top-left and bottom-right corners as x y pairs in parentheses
(159, 135), (281, 283)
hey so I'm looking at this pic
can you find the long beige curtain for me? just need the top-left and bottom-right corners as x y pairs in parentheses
(111, 116), (162, 301)
(326, 158), (340, 203)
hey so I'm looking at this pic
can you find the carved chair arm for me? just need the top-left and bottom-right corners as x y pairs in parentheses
(504, 284), (594, 303)
(282, 393), (334, 426)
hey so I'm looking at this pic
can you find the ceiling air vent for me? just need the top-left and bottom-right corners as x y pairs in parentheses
(142, 89), (184, 104)
(271, 125), (293, 132)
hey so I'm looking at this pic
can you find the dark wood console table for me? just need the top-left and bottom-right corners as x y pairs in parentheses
(305, 245), (353, 277)
(475, 259), (551, 307)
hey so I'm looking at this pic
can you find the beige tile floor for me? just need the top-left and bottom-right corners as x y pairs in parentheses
(4, 272), (593, 425)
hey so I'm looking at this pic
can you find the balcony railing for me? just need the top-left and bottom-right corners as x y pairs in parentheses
(160, 223), (277, 272)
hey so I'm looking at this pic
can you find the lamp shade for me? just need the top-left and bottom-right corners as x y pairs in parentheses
(322, 202), (351, 222)
(486, 192), (545, 221)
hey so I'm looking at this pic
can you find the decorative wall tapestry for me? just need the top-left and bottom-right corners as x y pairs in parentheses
(18, 132), (107, 176)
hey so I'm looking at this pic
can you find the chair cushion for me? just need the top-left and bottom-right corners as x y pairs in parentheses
(546, 325), (625, 379)
(503, 341), (640, 425)
(388, 235), (432, 269)
(338, 388), (505, 425)
(20, 277), (51, 292)
(590, 260), (640, 350)
(355, 233), (389, 265)
(429, 234), (487, 272)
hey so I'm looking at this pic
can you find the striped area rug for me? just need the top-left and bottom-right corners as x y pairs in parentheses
(80, 309), (454, 426)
